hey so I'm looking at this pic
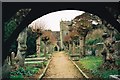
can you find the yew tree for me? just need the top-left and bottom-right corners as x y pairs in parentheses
(72, 13), (93, 56)
(63, 34), (72, 52)
(28, 20), (45, 57)
(69, 30), (79, 54)
(42, 30), (57, 56)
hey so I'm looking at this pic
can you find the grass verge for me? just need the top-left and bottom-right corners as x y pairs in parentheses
(75, 56), (120, 79)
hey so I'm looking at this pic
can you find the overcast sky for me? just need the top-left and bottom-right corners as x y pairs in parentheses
(29, 10), (84, 31)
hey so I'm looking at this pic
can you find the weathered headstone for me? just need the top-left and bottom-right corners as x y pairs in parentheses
(10, 52), (15, 66)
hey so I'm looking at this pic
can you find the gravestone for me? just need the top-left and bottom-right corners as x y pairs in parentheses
(2, 57), (11, 79)
(10, 52), (15, 66)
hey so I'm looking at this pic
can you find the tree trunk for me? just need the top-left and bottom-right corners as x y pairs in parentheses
(44, 43), (46, 57)
(80, 37), (83, 57)
(36, 35), (41, 57)
(83, 36), (86, 56)
(80, 37), (86, 57)
(72, 42), (75, 54)
(69, 42), (72, 54)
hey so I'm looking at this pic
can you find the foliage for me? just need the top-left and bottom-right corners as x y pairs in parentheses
(39, 52), (45, 57)
(4, 20), (18, 53)
(69, 12), (101, 56)
(42, 30), (56, 45)
(26, 33), (37, 55)
(10, 75), (24, 80)
(4, 8), (31, 42)
(72, 13), (93, 37)
(79, 56), (102, 70)
(10, 63), (42, 79)
(39, 52), (50, 58)
(86, 28), (104, 40)
(78, 56), (119, 79)
(4, 20), (17, 41)
(63, 35), (71, 42)
(9, 41), (17, 53)
(114, 32), (120, 40)
(41, 30), (57, 56)
(69, 30), (79, 41)
(86, 38), (103, 45)
(43, 61), (48, 67)
(4, 8), (31, 54)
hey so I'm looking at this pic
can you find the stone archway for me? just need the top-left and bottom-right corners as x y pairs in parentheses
(2, 3), (120, 80)
(54, 46), (58, 51)
(54, 45), (60, 51)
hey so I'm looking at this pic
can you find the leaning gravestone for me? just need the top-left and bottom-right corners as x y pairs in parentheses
(2, 57), (11, 79)
(10, 52), (15, 66)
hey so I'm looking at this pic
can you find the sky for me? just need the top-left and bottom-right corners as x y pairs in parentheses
(29, 10), (84, 31)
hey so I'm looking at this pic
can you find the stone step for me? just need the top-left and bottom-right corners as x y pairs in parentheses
(71, 57), (79, 61)
(26, 55), (37, 58)
(24, 61), (44, 64)
(25, 57), (47, 61)
(70, 54), (80, 57)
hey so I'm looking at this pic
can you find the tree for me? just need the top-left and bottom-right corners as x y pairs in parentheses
(100, 21), (119, 69)
(68, 30), (79, 54)
(4, 9), (31, 55)
(42, 30), (57, 56)
(71, 13), (93, 57)
(26, 29), (37, 55)
(63, 34), (71, 53)
(28, 20), (45, 57)
(3, 8), (31, 68)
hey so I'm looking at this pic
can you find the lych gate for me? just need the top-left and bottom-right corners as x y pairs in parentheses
(2, 3), (120, 79)
(3, 3), (120, 64)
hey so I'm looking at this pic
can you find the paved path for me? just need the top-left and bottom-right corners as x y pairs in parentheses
(42, 51), (83, 79)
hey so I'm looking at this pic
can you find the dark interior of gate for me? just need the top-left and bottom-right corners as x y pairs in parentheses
(2, 2), (120, 79)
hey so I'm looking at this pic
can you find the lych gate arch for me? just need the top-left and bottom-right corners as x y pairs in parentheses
(3, 2), (120, 65)
(15, 9), (119, 67)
